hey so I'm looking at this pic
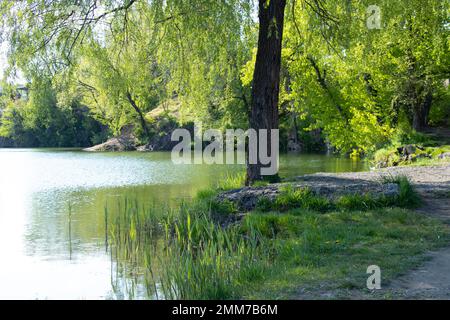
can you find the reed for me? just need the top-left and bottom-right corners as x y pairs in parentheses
(105, 175), (438, 300)
(106, 175), (274, 299)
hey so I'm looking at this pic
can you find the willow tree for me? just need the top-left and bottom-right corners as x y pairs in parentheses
(0, 0), (333, 183)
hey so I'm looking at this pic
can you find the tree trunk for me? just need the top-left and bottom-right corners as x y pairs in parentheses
(126, 91), (151, 138)
(246, 0), (286, 185)
(412, 91), (432, 131)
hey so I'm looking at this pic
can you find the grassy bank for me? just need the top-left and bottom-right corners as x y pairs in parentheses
(243, 208), (449, 299)
(373, 144), (450, 167)
(108, 174), (450, 299)
(371, 130), (450, 168)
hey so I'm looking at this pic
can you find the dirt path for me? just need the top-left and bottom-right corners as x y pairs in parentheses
(387, 242), (450, 299)
(295, 163), (450, 299)
(386, 185), (450, 299)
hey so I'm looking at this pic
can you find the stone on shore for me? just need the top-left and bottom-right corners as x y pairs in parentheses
(217, 175), (400, 212)
(439, 152), (450, 159)
(83, 136), (136, 152)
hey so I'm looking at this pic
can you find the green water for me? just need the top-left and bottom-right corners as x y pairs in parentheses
(0, 149), (368, 299)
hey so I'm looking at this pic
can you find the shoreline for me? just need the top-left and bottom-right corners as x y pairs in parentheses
(217, 163), (450, 213)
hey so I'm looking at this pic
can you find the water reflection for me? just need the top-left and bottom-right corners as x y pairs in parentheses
(0, 149), (368, 299)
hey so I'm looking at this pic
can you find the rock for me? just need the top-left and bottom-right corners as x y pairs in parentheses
(136, 144), (154, 152)
(216, 185), (279, 212)
(397, 144), (417, 157)
(287, 138), (302, 153)
(438, 152), (450, 159)
(383, 183), (401, 197)
(216, 177), (400, 212)
(83, 136), (136, 152)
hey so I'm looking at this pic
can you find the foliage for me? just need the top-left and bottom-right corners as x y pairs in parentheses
(0, 0), (449, 152)
(0, 78), (105, 147)
(0, 0), (256, 145)
(381, 175), (421, 208)
(284, 0), (450, 154)
(374, 143), (450, 168)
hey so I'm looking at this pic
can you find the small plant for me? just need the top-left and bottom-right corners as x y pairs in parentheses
(269, 185), (332, 212)
(336, 193), (379, 211)
(302, 195), (333, 212)
(196, 188), (217, 201)
(256, 196), (274, 212)
(274, 185), (308, 211)
(253, 180), (270, 187)
(381, 175), (421, 208)
(216, 172), (246, 191)
(210, 199), (237, 215)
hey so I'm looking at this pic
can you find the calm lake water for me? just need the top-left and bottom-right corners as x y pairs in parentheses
(0, 149), (368, 299)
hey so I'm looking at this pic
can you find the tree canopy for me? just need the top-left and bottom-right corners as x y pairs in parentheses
(1, 0), (449, 169)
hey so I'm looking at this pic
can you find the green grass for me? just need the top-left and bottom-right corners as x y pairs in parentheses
(272, 186), (333, 212)
(158, 210), (273, 299)
(256, 176), (421, 213)
(241, 208), (450, 299)
(373, 144), (450, 168)
(107, 175), (450, 300)
(336, 193), (382, 211)
(381, 175), (421, 208)
(108, 192), (274, 299)
(403, 156), (450, 167)
(215, 172), (246, 191)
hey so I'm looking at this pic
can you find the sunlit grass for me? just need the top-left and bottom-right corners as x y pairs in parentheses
(106, 175), (450, 300)
(243, 208), (450, 299)
(215, 172), (246, 191)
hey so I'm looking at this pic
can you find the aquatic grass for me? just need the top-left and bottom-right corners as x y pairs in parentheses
(106, 176), (448, 300)
(108, 196), (274, 299)
(196, 188), (218, 201)
(158, 219), (273, 299)
(106, 198), (171, 270)
(68, 203), (73, 259)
